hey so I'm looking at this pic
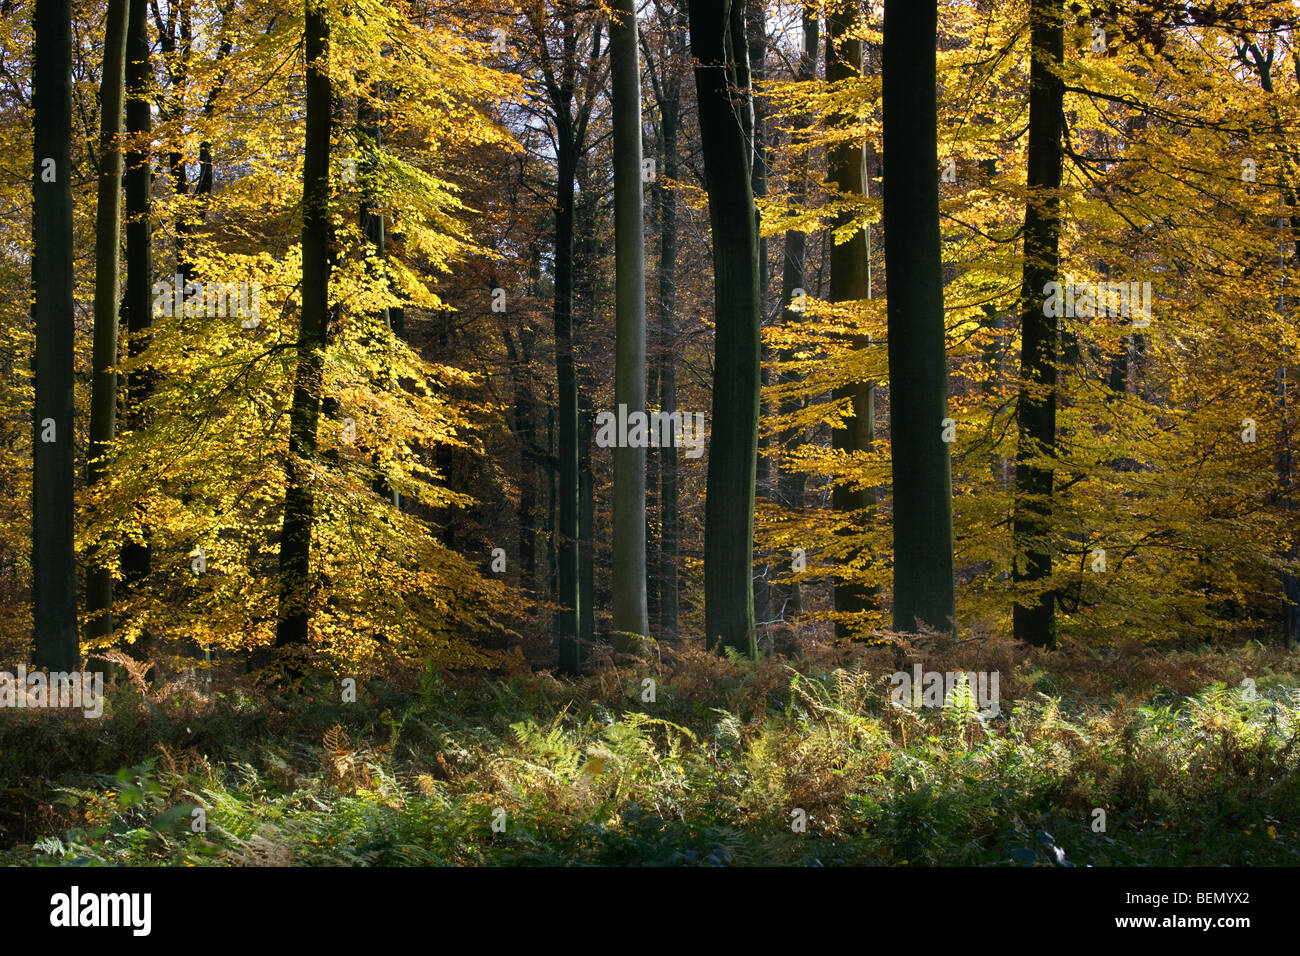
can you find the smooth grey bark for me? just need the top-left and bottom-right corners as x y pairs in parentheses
(610, 0), (650, 649)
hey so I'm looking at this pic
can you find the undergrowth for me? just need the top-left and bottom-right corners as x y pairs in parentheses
(1, 638), (1298, 866)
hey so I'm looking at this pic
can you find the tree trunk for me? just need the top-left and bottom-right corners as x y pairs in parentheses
(827, 1), (877, 638)
(553, 122), (581, 674)
(1248, 45), (1300, 648)
(749, 0), (773, 631)
(1011, 0), (1064, 649)
(579, 410), (596, 646)
(31, 0), (78, 670)
(654, 1), (685, 642)
(882, 0), (955, 635)
(646, 359), (660, 635)
(161, 0), (192, 279)
(120, 0), (154, 658)
(85, 0), (130, 644)
(573, 184), (597, 649)
(644, 122), (660, 640)
(689, 0), (760, 657)
(611, 0), (649, 650)
(774, 5), (818, 618)
(275, 0), (332, 658)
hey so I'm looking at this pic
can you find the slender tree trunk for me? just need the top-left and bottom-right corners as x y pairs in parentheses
(85, 0), (130, 644)
(554, 124), (581, 673)
(659, 359), (679, 640)
(86, 0), (131, 644)
(689, 0), (760, 657)
(611, 0), (650, 650)
(120, 0), (154, 658)
(524, 10), (599, 663)
(645, 135), (660, 638)
(159, 2), (225, 279)
(579, 408), (596, 645)
(31, 0), (78, 670)
(656, 207), (677, 643)
(655, 2), (684, 642)
(827, 1), (877, 638)
(749, 0), (773, 630)
(646, 359), (660, 635)
(1249, 46), (1300, 647)
(275, 0), (332, 657)
(882, 0), (955, 635)
(774, 5), (818, 618)
(1011, 0), (1064, 648)
(433, 310), (457, 549)
(546, 396), (560, 639)
(573, 184), (597, 649)
(163, 0), (192, 279)
(1284, 140), (1300, 649)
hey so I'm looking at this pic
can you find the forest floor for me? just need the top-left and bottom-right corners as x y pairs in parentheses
(2, 635), (1298, 866)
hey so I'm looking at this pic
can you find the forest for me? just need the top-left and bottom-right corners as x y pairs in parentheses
(1, 0), (1299, 875)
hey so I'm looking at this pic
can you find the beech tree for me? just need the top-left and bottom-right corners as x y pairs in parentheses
(1012, 0), (1064, 649)
(643, 0), (686, 641)
(689, 0), (761, 657)
(119, 0), (155, 652)
(275, 0), (333, 657)
(12, 0), (1300, 688)
(881, 0), (955, 634)
(31, 0), (78, 670)
(520, 4), (606, 673)
(86, 0), (131, 643)
(826, 0), (876, 637)
(772, 4), (818, 618)
(610, 0), (649, 649)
